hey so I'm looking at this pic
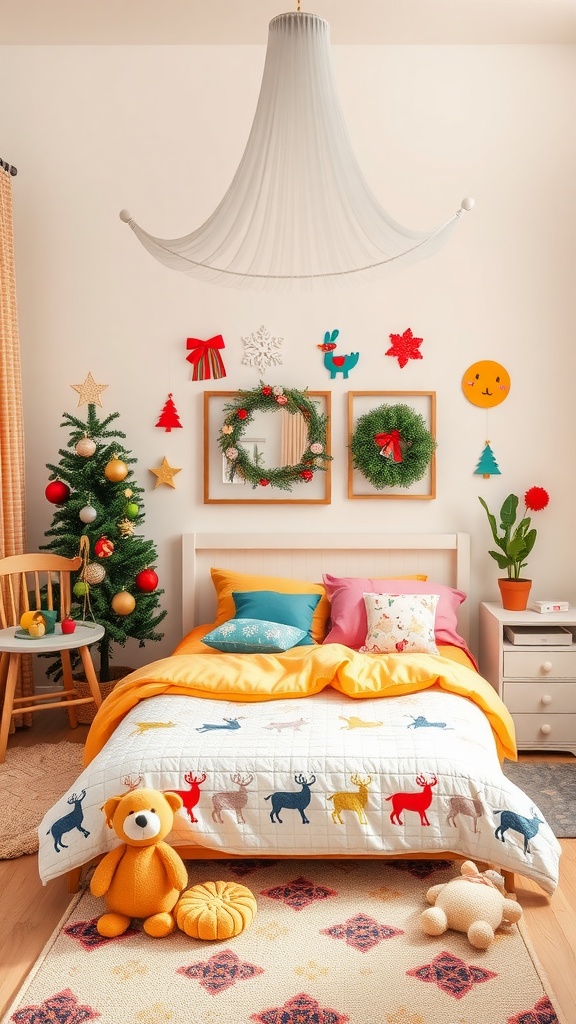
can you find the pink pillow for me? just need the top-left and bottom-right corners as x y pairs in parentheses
(322, 575), (467, 652)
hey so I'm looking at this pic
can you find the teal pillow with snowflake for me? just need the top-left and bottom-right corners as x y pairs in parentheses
(202, 618), (307, 654)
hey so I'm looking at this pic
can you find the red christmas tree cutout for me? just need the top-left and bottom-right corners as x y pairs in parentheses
(156, 393), (182, 432)
(386, 328), (423, 368)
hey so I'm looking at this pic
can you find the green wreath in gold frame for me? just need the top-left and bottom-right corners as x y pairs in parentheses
(218, 383), (332, 491)
(350, 402), (436, 489)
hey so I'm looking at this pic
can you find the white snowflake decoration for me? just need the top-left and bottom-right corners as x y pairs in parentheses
(241, 325), (283, 372)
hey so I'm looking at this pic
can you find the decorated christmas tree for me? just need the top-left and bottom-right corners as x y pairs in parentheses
(42, 401), (167, 681)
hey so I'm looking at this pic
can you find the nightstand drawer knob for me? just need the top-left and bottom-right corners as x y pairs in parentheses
(540, 695), (552, 706)
(542, 661), (553, 673)
(540, 723), (552, 735)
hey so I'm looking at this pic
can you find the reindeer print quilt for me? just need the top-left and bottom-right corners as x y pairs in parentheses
(38, 686), (560, 893)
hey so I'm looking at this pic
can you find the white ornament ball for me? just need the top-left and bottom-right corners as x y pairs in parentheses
(79, 505), (97, 523)
(461, 197), (475, 211)
(76, 435), (97, 458)
(119, 209), (133, 223)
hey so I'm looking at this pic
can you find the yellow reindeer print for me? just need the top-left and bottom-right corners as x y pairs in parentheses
(328, 774), (372, 825)
(129, 721), (176, 736)
(339, 716), (383, 730)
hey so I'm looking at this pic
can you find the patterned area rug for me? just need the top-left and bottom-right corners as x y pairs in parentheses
(0, 742), (85, 858)
(4, 859), (563, 1024)
(502, 762), (576, 838)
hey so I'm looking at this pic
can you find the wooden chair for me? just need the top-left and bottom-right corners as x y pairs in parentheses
(0, 553), (105, 763)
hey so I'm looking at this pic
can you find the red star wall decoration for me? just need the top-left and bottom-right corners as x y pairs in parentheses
(386, 328), (424, 368)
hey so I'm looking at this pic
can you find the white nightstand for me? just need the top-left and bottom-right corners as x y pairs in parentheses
(479, 601), (576, 754)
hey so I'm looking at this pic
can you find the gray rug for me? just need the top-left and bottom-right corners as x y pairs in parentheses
(502, 761), (576, 838)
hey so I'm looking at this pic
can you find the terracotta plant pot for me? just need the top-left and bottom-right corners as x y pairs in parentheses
(498, 578), (532, 612)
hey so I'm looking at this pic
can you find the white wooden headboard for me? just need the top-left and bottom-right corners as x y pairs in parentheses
(182, 533), (470, 642)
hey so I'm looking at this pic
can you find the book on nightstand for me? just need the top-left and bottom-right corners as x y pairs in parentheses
(504, 624), (573, 645)
(530, 600), (570, 613)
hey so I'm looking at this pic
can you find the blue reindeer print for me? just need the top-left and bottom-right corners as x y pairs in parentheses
(265, 774), (316, 824)
(196, 717), (244, 734)
(47, 790), (89, 852)
(494, 807), (544, 854)
(407, 715), (452, 730)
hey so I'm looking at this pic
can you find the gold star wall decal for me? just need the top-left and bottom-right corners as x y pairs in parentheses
(149, 456), (182, 489)
(71, 372), (109, 407)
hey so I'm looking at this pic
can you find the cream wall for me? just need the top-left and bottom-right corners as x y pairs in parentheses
(1, 43), (575, 664)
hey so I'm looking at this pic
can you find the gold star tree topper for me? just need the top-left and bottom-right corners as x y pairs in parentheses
(71, 372), (109, 407)
(149, 456), (182, 489)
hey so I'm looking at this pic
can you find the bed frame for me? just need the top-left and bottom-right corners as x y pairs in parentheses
(70, 531), (518, 892)
(182, 532), (471, 642)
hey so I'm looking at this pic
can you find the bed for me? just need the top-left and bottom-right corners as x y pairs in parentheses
(37, 532), (561, 895)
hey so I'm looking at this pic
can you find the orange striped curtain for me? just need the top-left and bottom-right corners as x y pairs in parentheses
(0, 166), (32, 726)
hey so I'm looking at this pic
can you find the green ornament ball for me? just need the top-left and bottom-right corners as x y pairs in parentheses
(73, 581), (89, 597)
(126, 502), (139, 519)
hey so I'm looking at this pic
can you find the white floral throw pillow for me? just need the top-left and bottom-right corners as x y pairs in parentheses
(362, 593), (440, 655)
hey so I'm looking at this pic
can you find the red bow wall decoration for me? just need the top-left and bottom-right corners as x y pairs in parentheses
(374, 429), (403, 463)
(186, 335), (227, 381)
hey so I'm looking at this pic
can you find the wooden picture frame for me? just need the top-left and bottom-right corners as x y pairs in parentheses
(204, 390), (332, 504)
(347, 391), (436, 500)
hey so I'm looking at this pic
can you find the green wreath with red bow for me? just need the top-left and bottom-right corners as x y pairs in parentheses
(350, 402), (436, 489)
(218, 383), (331, 491)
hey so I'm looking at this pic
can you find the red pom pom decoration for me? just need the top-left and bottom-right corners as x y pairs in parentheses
(45, 480), (70, 504)
(524, 486), (550, 512)
(136, 568), (158, 592)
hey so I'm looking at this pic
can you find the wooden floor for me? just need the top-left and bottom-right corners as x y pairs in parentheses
(1, 715), (575, 1022)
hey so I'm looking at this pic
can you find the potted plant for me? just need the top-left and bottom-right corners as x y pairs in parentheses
(478, 486), (550, 610)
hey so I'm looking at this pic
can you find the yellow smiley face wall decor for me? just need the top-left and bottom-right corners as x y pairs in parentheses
(462, 360), (511, 408)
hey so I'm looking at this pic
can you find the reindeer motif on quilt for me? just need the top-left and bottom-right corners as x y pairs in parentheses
(328, 775), (372, 825)
(212, 773), (254, 824)
(387, 774), (438, 826)
(265, 774), (316, 824)
(173, 771), (207, 823)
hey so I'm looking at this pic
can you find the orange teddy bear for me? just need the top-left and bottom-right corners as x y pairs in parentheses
(90, 788), (188, 938)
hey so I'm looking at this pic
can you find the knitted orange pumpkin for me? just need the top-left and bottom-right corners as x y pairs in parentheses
(176, 880), (257, 940)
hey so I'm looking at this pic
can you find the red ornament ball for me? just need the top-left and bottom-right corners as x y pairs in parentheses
(95, 536), (115, 558)
(237, 409), (248, 420)
(300, 470), (314, 482)
(136, 568), (158, 592)
(259, 478), (270, 487)
(45, 480), (70, 505)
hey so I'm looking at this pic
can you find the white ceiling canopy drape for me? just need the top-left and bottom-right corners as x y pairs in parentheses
(121, 11), (473, 289)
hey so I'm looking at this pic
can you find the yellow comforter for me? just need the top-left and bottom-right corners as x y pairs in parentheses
(84, 643), (516, 766)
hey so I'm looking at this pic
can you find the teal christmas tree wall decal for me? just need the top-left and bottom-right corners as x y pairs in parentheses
(474, 441), (501, 478)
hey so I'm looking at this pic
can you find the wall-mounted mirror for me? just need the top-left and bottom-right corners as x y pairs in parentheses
(204, 389), (331, 504)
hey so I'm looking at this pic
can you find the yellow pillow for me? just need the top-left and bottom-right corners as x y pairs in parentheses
(211, 567), (330, 644)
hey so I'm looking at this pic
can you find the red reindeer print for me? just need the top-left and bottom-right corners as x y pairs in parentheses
(173, 771), (207, 823)
(386, 774), (438, 826)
